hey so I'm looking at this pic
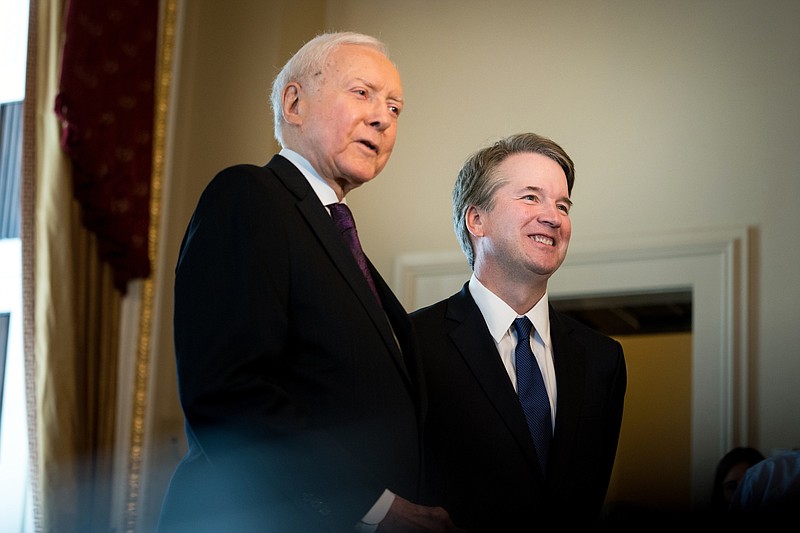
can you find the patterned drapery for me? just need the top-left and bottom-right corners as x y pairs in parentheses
(54, 0), (158, 292)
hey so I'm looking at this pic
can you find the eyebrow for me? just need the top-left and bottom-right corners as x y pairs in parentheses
(354, 77), (404, 104)
(522, 185), (573, 207)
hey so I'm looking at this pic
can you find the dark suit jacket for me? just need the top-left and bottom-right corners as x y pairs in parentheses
(158, 155), (425, 532)
(411, 283), (626, 531)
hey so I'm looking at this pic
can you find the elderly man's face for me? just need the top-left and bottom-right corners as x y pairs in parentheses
(297, 44), (403, 193)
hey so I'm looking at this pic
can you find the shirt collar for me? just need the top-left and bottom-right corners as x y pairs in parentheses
(468, 273), (552, 347)
(279, 148), (339, 207)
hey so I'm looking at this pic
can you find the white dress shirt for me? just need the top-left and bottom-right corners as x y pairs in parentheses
(468, 274), (557, 428)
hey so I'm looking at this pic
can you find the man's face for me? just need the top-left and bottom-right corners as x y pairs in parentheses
(296, 44), (403, 192)
(472, 152), (572, 284)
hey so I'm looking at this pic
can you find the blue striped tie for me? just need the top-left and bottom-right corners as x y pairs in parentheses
(514, 316), (551, 472)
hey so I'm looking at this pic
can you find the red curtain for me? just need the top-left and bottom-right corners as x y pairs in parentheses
(55, 0), (158, 293)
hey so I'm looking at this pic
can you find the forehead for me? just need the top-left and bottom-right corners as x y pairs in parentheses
(496, 152), (568, 191)
(325, 45), (402, 91)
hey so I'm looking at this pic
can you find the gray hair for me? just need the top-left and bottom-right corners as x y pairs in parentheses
(452, 132), (575, 269)
(270, 32), (389, 145)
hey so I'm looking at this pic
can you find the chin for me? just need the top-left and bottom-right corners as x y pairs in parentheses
(351, 169), (380, 183)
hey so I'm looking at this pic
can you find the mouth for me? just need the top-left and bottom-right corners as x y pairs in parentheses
(357, 140), (378, 153)
(532, 234), (555, 246)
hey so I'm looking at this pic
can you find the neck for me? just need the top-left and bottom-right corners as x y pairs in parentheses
(474, 267), (547, 315)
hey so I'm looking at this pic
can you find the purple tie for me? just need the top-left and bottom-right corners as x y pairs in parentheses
(328, 202), (380, 302)
(514, 316), (552, 473)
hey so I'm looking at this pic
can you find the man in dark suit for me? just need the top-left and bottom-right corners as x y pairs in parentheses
(412, 133), (627, 531)
(158, 32), (461, 533)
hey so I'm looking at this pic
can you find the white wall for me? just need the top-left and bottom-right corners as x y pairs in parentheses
(328, 0), (800, 452)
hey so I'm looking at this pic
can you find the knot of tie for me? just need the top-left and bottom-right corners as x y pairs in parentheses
(514, 315), (533, 341)
(328, 202), (356, 232)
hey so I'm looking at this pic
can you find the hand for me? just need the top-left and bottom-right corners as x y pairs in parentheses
(376, 495), (468, 533)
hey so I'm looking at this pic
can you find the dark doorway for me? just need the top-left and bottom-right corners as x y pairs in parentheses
(551, 290), (692, 336)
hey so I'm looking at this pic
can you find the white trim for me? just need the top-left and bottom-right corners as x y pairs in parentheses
(394, 226), (751, 507)
(111, 281), (142, 530)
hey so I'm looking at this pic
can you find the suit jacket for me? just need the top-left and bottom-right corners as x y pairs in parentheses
(411, 283), (626, 531)
(158, 155), (425, 532)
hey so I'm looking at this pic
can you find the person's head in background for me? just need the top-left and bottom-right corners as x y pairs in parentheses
(711, 446), (766, 511)
(270, 32), (403, 199)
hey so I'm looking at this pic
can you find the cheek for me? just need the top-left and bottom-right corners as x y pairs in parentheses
(562, 220), (572, 240)
(315, 106), (346, 137)
(385, 126), (398, 146)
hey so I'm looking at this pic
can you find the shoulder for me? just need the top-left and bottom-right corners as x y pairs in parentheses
(409, 299), (450, 338)
(410, 299), (448, 321)
(410, 284), (473, 326)
(182, 163), (298, 245)
(195, 163), (287, 209)
(732, 451), (800, 511)
(205, 163), (273, 191)
(551, 307), (623, 352)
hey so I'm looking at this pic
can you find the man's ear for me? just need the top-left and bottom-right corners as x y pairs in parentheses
(466, 206), (484, 238)
(282, 82), (302, 126)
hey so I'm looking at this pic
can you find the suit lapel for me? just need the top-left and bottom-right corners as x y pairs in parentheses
(548, 308), (587, 471)
(446, 285), (542, 473)
(265, 155), (410, 381)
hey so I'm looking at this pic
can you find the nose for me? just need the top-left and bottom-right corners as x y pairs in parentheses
(538, 202), (562, 227)
(368, 102), (393, 132)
